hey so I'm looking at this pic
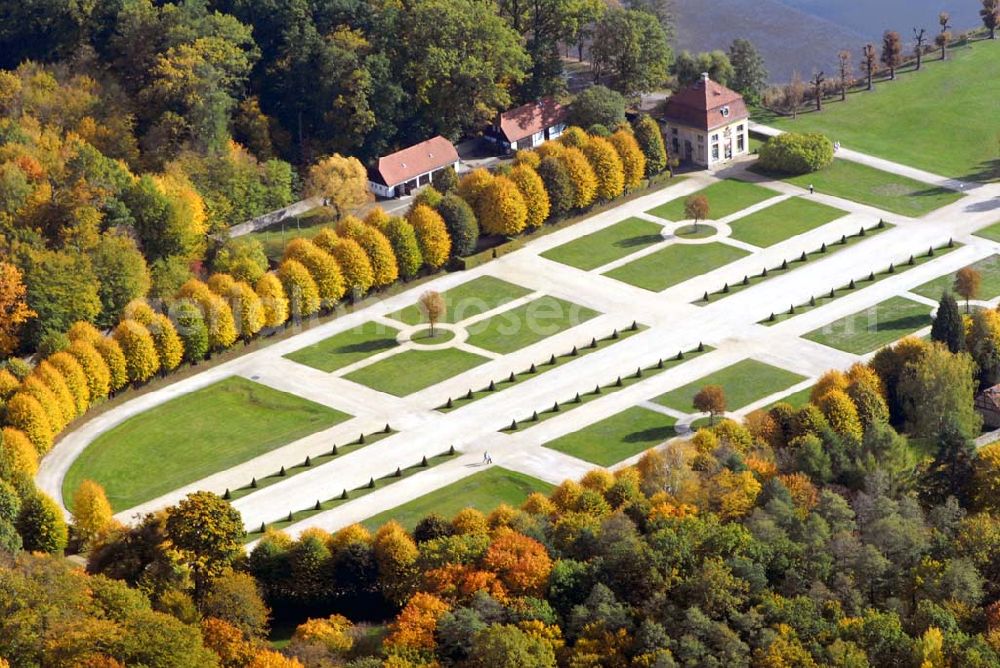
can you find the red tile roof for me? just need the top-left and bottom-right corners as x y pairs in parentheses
(663, 75), (749, 132)
(497, 98), (567, 143)
(374, 136), (459, 186)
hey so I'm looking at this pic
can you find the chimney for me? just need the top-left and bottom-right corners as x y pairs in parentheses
(701, 72), (710, 83)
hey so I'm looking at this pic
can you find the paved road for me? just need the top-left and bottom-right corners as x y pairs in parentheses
(37, 141), (1000, 539)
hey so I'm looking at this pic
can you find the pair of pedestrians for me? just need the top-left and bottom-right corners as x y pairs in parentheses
(482, 452), (493, 465)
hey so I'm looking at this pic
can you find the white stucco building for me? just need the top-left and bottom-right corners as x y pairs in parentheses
(662, 73), (750, 169)
(486, 97), (567, 154)
(368, 136), (460, 199)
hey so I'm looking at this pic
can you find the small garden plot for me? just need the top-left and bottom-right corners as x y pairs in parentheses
(754, 160), (962, 217)
(646, 179), (779, 221)
(542, 406), (676, 467)
(389, 276), (532, 325)
(727, 197), (847, 247)
(344, 348), (489, 396)
(64, 377), (350, 512)
(541, 217), (665, 270)
(973, 220), (1000, 243)
(653, 359), (807, 414)
(604, 243), (749, 292)
(465, 296), (600, 354)
(439, 323), (646, 412)
(912, 255), (1000, 302)
(502, 344), (712, 431)
(245, 450), (457, 539)
(804, 296), (932, 354)
(699, 222), (891, 304)
(361, 467), (554, 531)
(284, 321), (400, 372)
(767, 385), (814, 411)
(762, 242), (957, 324)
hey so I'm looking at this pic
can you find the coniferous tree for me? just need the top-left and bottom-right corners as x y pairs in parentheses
(930, 292), (964, 353)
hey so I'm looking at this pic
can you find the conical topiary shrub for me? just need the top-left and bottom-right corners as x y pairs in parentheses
(279, 466), (286, 477)
(384, 423), (391, 433)
(488, 380), (496, 391)
(446, 397), (453, 408)
(368, 477), (375, 489)
(314, 500), (321, 511)
(509, 372), (516, 382)
(223, 488), (231, 500)
(331, 444), (338, 455)
(421, 456), (428, 467)
(395, 467), (402, 477)
(259, 522), (266, 533)
(304, 456), (312, 467)
(448, 445), (455, 455)
(251, 477), (258, 488)
(341, 489), (348, 500)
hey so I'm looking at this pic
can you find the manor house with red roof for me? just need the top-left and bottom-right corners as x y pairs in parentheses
(662, 73), (750, 169)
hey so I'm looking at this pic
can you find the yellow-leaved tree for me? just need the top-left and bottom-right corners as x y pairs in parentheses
(71, 479), (118, 547)
(277, 259), (321, 319)
(93, 336), (129, 392)
(456, 168), (495, 213)
(303, 154), (371, 219)
(560, 147), (597, 209)
(509, 165), (550, 229)
(0, 262), (35, 355)
(283, 238), (346, 308)
(226, 281), (266, 341)
(4, 392), (53, 453)
(477, 175), (528, 236)
(336, 216), (399, 287)
(0, 426), (40, 477)
(47, 352), (90, 415)
(582, 135), (625, 201)
(66, 339), (110, 401)
(255, 273), (289, 328)
(314, 229), (375, 296)
(408, 205), (452, 270)
(113, 319), (160, 383)
(33, 362), (76, 424)
(609, 129), (646, 190)
(147, 313), (184, 371)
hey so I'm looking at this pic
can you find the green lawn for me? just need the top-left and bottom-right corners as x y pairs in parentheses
(543, 406), (676, 466)
(389, 276), (532, 325)
(767, 385), (814, 410)
(805, 296), (932, 354)
(540, 217), (665, 270)
(757, 39), (1000, 182)
(344, 348), (488, 395)
(912, 255), (1000, 301)
(64, 377), (350, 512)
(249, 208), (334, 260)
(758, 159), (962, 217)
(361, 467), (554, 531)
(284, 321), (400, 372)
(654, 359), (807, 413)
(647, 179), (779, 221)
(974, 220), (1000, 242)
(465, 296), (599, 354)
(728, 197), (847, 247)
(604, 242), (750, 292)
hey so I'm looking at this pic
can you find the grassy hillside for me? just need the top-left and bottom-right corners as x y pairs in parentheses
(757, 38), (1000, 182)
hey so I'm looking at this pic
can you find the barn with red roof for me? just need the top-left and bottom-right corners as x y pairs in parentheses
(662, 73), (750, 168)
(369, 136), (460, 198)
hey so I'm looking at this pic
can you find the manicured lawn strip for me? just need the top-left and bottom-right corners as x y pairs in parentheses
(762, 242), (958, 324)
(540, 217), (665, 270)
(250, 208), (333, 261)
(228, 427), (396, 501)
(502, 345), (713, 431)
(647, 179), (780, 221)
(912, 254), (1000, 301)
(344, 348), (489, 396)
(439, 323), (645, 412)
(543, 407), (677, 467)
(283, 321), (400, 372)
(698, 221), (890, 304)
(756, 39), (1000, 181)
(464, 296), (600, 354)
(361, 467), (554, 532)
(751, 160), (962, 217)
(727, 197), (847, 247)
(604, 242), (750, 292)
(64, 377), (350, 512)
(804, 296), (932, 354)
(245, 451), (457, 539)
(973, 221), (1000, 242)
(766, 386), (814, 411)
(654, 359), (807, 414)
(388, 276), (532, 325)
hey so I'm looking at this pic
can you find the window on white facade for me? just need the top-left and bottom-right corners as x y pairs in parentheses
(737, 134), (745, 152)
(712, 134), (719, 142)
(737, 124), (744, 132)
(711, 145), (719, 160)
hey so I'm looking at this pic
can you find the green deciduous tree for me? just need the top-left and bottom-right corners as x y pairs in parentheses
(729, 39), (768, 105)
(566, 85), (626, 130)
(383, 217), (424, 279)
(536, 156), (575, 217)
(436, 194), (480, 257)
(898, 343), (981, 439)
(591, 8), (672, 97)
(91, 232), (151, 328)
(17, 491), (68, 553)
(165, 491), (245, 587)
(633, 114), (667, 176)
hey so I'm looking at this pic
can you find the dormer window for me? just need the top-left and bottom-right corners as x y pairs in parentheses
(721, 106), (730, 118)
